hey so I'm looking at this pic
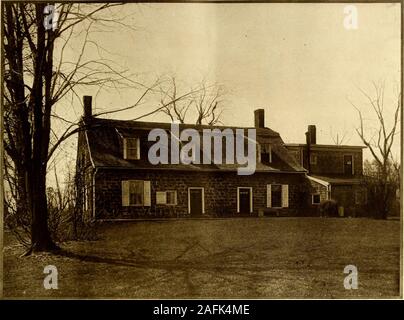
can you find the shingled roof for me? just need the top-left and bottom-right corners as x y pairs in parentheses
(83, 117), (306, 173)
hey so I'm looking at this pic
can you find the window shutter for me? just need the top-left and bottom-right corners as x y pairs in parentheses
(174, 191), (177, 205)
(156, 191), (167, 205)
(282, 184), (289, 208)
(123, 138), (127, 159)
(137, 138), (140, 159)
(122, 181), (130, 206)
(266, 184), (272, 208)
(257, 144), (261, 163)
(144, 181), (151, 206)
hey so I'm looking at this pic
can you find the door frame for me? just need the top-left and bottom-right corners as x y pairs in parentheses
(188, 187), (205, 214)
(343, 154), (354, 175)
(237, 187), (253, 213)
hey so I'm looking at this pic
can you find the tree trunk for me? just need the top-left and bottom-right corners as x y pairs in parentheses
(28, 165), (58, 252)
(380, 166), (390, 220)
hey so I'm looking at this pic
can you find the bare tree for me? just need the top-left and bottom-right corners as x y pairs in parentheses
(159, 76), (226, 125)
(349, 82), (401, 219)
(2, 3), (198, 253)
(329, 126), (350, 145)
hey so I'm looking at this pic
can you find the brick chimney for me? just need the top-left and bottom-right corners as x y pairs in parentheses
(254, 109), (265, 128)
(83, 95), (92, 120)
(305, 130), (311, 174)
(305, 125), (316, 174)
(307, 125), (316, 145)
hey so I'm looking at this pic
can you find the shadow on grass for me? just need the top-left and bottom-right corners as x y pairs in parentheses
(54, 242), (267, 275)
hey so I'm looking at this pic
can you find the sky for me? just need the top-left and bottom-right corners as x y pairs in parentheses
(51, 2), (401, 184)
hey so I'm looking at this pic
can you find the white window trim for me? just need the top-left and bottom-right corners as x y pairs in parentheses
(267, 145), (272, 163)
(187, 187), (205, 214)
(312, 193), (321, 205)
(267, 184), (271, 208)
(122, 180), (150, 207)
(237, 187), (253, 213)
(124, 137), (140, 160)
(129, 180), (144, 207)
(259, 144), (272, 163)
(156, 190), (177, 205)
(267, 184), (288, 208)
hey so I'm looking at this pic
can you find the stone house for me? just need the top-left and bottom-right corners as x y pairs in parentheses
(76, 96), (366, 220)
(286, 125), (367, 217)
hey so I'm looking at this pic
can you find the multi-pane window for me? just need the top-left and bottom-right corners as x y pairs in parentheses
(271, 184), (282, 208)
(312, 194), (321, 204)
(124, 137), (140, 160)
(267, 184), (289, 208)
(129, 180), (143, 205)
(156, 190), (177, 205)
(122, 180), (151, 207)
(166, 191), (177, 205)
(167, 191), (177, 205)
(260, 143), (272, 163)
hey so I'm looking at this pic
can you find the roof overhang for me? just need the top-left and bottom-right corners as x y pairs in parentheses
(307, 175), (330, 187)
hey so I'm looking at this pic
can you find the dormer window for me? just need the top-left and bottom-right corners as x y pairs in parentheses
(310, 154), (317, 165)
(124, 137), (140, 160)
(260, 143), (272, 163)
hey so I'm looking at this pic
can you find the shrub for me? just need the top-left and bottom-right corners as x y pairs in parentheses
(319, 199), (339, 217)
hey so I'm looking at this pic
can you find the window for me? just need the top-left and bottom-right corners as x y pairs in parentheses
(267, 184), (289, 208)
(271, 184), (282, 207)
(122, 180), (151, 206)
(260, 143), (272, 163)
(166, 191), (177, 205)
(124, 137), (140, 160)
(312, 194), (321, 204)
(343, 155), (354, 175)
(156, 190), (177, 205)
(129, 180), (143, 205)
(310, 154), (317, 165)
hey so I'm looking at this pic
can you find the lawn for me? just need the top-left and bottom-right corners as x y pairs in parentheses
(2, 217), (401, 298)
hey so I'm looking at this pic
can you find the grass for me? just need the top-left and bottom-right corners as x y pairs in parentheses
(2, 217), (401, 298)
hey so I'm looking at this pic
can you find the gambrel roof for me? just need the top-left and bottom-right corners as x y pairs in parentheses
(82, 117), (307, 173)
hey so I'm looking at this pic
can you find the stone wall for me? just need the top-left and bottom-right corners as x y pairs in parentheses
(93, 169), (309, 219)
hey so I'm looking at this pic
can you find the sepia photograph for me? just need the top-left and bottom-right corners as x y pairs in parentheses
(1, 0), (402, 301)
